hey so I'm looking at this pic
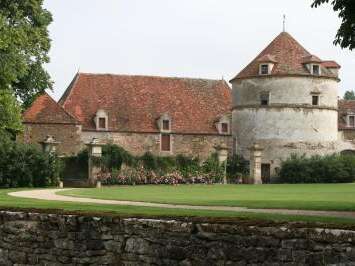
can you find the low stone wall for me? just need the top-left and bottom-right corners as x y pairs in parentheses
(0, 211), (355, 265)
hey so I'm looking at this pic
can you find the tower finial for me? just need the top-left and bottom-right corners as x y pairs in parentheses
(283, 14), (286, 32)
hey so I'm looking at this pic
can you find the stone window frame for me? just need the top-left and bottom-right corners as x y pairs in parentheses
(95, 109), (108, 131)
(260, 91), (270, 106)
(215, 115), (231, 135)
(157, 113), (172, 133)
(160, 133), (172, 153)
(311, 64), (321, 76)
(259, 64), (270, 75)
(347, 114), (355, 128)
(310, 91), (321, 106)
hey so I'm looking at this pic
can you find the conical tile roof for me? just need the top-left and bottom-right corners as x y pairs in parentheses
(231, 32), (338, 81)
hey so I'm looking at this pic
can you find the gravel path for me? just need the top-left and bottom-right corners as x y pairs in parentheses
(8, 189), (355, 219)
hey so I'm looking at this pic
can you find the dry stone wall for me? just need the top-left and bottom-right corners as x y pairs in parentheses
(0, 211), (355, 265)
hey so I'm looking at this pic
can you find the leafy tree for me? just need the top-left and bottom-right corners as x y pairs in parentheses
(311, 0), (355, 50)
(344, 90), (355, 100)
(0, 0), (53, 107)
(0, 90), (22, 139)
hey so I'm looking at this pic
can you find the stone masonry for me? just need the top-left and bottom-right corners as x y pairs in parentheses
(0, 211), (355, 265)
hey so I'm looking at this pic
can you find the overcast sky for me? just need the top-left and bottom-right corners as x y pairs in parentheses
(43, 0), (354, 101)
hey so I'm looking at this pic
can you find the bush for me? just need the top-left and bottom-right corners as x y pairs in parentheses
(61, 149), (88, 180)
(0, 140), (61, 188)
(226, 154), (249, 179)
(102, 143), (134, 171)
(278, 154), (355, 183)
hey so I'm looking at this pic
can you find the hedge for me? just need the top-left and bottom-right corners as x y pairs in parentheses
(0, 140), (61, 188)
(277, 154), (355, 183)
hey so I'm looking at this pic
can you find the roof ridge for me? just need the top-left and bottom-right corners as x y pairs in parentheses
(58, 72), (80, 106)
(76, 72), (225, 83)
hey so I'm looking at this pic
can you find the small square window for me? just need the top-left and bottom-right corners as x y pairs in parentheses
(221, 123), (229, 133)
(312, 65), (320, 75)
(312, 95), (319, 106)
(161, 134), (171, 151)
(162, 120), (170, 130)
(260, 92), (269, 106)
(99, 117), (106, 129)
(349, 116), (355, 127)
(260, 64), (269, 75)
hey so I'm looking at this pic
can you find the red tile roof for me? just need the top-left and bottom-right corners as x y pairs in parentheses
(231, 32), (339, 81)
(23, 92), (79, 124)
(59, 73), (231, 134)
(338, 100), (355, 130)
(322, 60), (341, 69)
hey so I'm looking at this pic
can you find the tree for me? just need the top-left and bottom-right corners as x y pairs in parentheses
(0, 90), (23, 139)
(312, 0), (355, 50)
(0, 0), (53, 107)
(344, 90), (355, 100)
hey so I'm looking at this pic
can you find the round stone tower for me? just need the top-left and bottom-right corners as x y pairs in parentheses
(230, 32), (350, 181)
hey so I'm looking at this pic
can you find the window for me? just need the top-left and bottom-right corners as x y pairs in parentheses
(161, 134), (171, 151)
(312, 64), (320, 75)
(99, 117), (106, 129)
(162, 120), (170, 130)
(221, 123), (229, 133)
(312, 95), (319, 106)
(260, 92), (269, 106)
(260, 64), (269, 75)
(349, 115), (355, 127)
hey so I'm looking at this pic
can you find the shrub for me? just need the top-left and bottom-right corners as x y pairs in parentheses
(61, 149), (88, 180)
(140, 152), (158, 171)
(0, 140), (60, 188)
(102, 143), (134, 171)
(175, 154), (200, 177)
(202, 153), (224, 183)
(278, 154), (355, 183)
(226, 154), (249, 179)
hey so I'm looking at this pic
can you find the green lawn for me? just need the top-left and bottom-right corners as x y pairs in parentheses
(59, 183), (355, 211)
(1, 185), (355, 225)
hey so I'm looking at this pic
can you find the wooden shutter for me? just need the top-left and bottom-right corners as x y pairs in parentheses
(161, 134), (171, 151)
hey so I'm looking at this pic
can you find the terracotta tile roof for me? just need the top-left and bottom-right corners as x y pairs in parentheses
(302, 55), (322, 63)
(59, 73), (231, 134)
(257, 54), (277, 63)
(231, 32), (339, 81)
(322, 60), (341, 69)
(23, 92), (79, 124)
(338, 100), (355, 130)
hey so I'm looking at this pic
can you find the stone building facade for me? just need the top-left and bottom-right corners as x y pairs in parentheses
(20, 74), (232, 160)
(19, 32), (355, 181)
(231, 31), (355, 181)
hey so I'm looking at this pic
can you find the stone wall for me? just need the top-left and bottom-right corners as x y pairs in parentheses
(0, 211), (355, 265)
(342, 130), (355, 142)
(81, 131), (232, 160)
(18, 123), (83, 156)
(231, 76), (350, 178)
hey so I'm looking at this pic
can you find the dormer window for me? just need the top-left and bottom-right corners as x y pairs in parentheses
(95, 109), (108, 131)
(221, 123), (229, 133)
(99, 117), (106, 129)
(312, 64), (320, 76)
(260, 64), (270, 75)
(215, 115), (230, 135)
(260, 92), (270, 106)
(162, 120), (170, 131)
(157, 113), (171, 133)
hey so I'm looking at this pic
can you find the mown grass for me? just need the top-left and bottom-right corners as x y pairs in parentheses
(0, 185), (354, 225)
(59, 183), (355, 211)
